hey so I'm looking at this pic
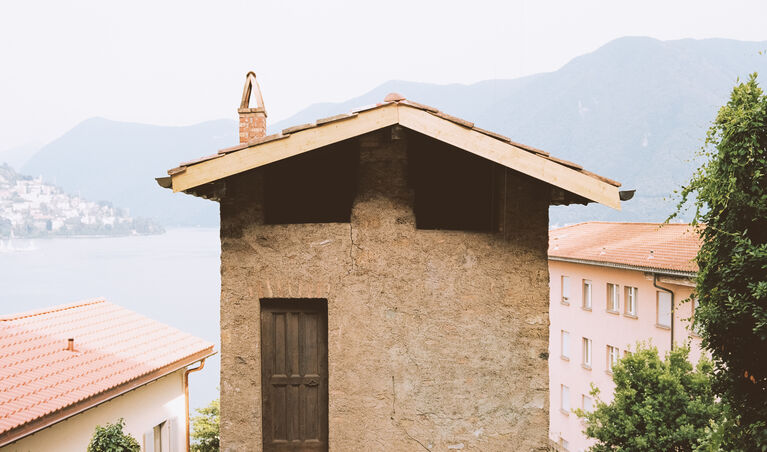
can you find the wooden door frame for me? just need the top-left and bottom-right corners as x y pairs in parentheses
(260, 298), (329, 451)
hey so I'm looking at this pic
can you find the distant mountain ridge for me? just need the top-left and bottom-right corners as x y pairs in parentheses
(23, 118), (235, 226)
(22, 37), (767, 226)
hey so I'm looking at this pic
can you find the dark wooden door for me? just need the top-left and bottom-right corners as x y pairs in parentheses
(261, 299), (328, 452)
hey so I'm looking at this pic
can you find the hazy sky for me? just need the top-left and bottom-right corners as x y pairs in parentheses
(2, 0), (767, 150)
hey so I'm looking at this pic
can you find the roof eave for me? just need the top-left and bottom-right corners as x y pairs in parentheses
(548, 255), (697, 278)
(163, 102), (622, 209)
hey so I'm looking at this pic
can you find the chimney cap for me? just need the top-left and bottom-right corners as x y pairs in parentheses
(240, 71), (267, 116)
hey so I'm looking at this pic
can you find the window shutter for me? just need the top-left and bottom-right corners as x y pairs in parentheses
(143, 428), (155, 452)
(168, 417), (177, 452)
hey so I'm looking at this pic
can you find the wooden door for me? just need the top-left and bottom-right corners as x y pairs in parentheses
(261, 299), (328, 452)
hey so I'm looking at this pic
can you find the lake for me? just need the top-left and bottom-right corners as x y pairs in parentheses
(0, 228), (222, 412)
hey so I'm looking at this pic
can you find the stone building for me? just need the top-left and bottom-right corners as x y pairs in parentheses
(157, 72), (625, 451)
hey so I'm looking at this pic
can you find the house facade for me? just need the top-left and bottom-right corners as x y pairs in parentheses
(0, 299), (214, 452)
(159, 72), (625, 451)
(547, 222), (702, 451)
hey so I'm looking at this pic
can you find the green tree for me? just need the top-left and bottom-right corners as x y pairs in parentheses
(191, 398), (220, 452)
(86, 418), (140, 452)
(672, 73), (767, 450)
(576, 345), (721, 452)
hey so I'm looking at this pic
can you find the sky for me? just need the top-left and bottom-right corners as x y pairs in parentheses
(2, 0), (767, 151)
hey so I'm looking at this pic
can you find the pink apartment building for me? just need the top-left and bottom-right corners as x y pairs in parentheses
(548, 222), (704, 451)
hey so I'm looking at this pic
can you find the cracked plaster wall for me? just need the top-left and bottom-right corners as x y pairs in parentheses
(218, 137), (551, 451)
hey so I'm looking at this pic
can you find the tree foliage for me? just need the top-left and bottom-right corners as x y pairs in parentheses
(191, 398), (220, 452)
(576, 345), (721, 452)
(672, 73), (767, 450)
(86, 418), (140, 452)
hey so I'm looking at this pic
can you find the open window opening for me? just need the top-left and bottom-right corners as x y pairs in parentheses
(408, 132), (496, 231)
(263, 139), (358, 224)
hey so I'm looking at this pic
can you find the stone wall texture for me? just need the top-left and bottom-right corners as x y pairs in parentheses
(218, 135), (551, 451)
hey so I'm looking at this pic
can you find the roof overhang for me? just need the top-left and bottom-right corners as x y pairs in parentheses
(548, 255), (697, 279)
(162, 101), (622, 209)
(0, 347), (216, 448)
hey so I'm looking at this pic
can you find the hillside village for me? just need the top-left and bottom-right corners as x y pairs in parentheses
(0, 164), (162, 238)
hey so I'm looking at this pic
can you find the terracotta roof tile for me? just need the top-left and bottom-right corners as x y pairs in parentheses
(542, 154), (582, 170)
(0, 299), (213, 436)
(383, 92), (406, 102)
(429, 110), (475, 129)
(282, 123), (317, 135)
(178, 153), (223, 167)
(315, 112), (358, 126)
(549, 222), (701, 273)
(507, 139), (550, 157)
(471, 126), (512, 144)
(246, 132), (289, 147)
(399, 99), (439, 113)
(216, 142), (249, 155)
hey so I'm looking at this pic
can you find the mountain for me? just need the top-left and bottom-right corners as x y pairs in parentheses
(21, 37), (767, 227)
(23, 118), (236, 226)
(270, 37), (767, 225)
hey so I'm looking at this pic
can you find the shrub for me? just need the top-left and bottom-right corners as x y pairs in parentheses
(576, 345), (721, 451)
(86, 418), (140, 452)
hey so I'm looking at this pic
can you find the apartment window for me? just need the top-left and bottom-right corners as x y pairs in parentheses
(560, 438), (569, 450)
(582, 394), (594, 413)
(606, 283), (619, 313)
(657, 291), (672, 328)
(561, 385), (570, 412)
(582, 280), (592, 310)
(607, 345), (619, 372)
(625, 286), (638, 317)
(691, 297), (702, 336)
(561, 276), (571, 305)
(582, 338), (592, 368)
(561, 330), (570, 360)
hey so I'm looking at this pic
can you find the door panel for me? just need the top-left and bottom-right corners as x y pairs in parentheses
(261, 299), (328, 452)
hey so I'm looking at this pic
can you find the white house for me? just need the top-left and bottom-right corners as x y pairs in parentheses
(0, 299), (214, 452)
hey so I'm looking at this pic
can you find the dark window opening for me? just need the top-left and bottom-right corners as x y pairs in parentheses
(264, 140), (358, 224)
(408, 132), (496, 231)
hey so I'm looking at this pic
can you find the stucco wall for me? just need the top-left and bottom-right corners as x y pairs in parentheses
(1, 370), (186, 452)
(548, 261), (702, 451)
(219, 137), (551, 451)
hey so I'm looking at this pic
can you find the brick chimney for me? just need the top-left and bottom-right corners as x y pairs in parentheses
(238, 72), (267, 144)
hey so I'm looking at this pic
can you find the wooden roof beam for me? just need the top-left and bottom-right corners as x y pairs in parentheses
(171, 103), (399, 192)
(397, 105), (621, 209)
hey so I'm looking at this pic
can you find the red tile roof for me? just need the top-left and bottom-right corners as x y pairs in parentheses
(0, 299), (213, 439)
(549, 222), (701, 274)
